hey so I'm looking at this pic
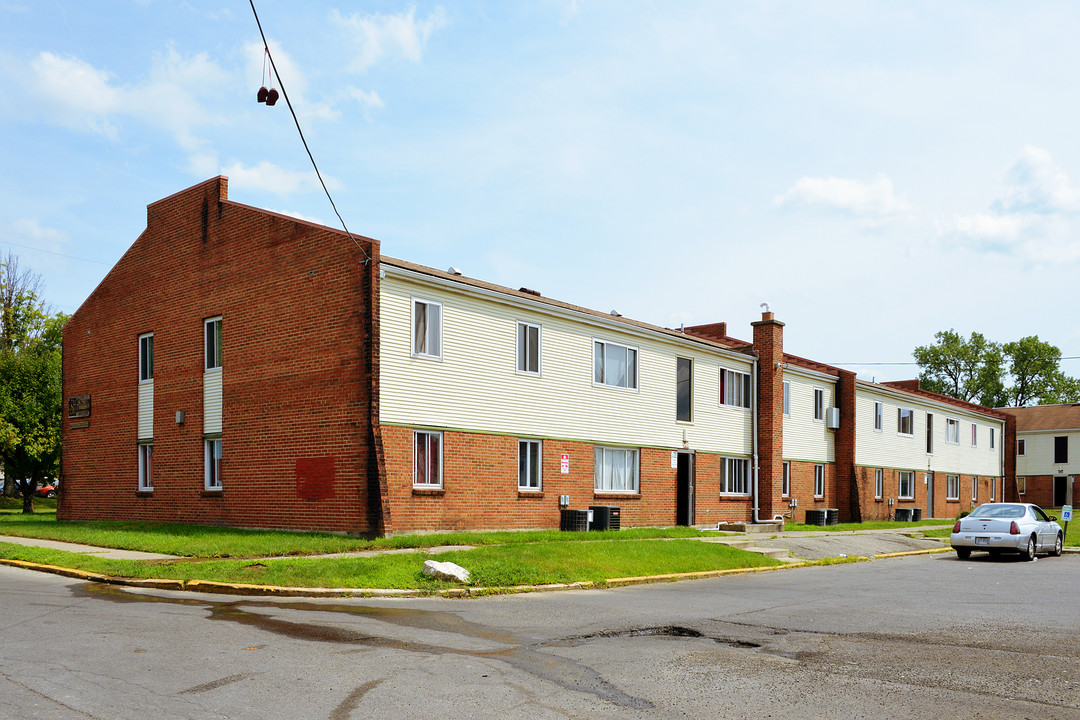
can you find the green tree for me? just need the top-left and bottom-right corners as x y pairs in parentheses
(0, 253), (65, 511)
(913, 330), (1007, 407)
(1003, 335), (1080, 406)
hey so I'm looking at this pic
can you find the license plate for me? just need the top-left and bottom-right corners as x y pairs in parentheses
(975, 537), (989, 546)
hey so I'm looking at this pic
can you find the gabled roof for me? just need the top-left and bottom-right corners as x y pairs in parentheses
(997, 404), (1080, 432)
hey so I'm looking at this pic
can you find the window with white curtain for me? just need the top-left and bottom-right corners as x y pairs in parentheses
(594, 447), (639, 492)
(720, 369), (751, 409)
(721, 457), (750, 495)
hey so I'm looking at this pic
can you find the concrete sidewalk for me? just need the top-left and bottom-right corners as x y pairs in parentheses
(0, 535), (176, 561)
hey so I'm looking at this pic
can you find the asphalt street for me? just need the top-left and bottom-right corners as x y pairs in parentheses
(3, 552), (1079, 719)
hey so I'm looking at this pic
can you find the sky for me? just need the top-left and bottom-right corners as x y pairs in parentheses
(2, 0), (1079, 383)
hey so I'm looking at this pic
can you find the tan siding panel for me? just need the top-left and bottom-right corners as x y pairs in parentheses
(137, 381), (153, 440)
(203, 370), (222, 434)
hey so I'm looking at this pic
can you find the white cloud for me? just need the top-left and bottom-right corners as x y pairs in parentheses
(773, 175), (911, 217)
(219, 160), (339, 196)
(991, 145), (1080, 214)
(331, 6), (448, 72)
(21, 49), (226, 151)
(10, 218), (69, 248)
(949, 212), (1028, 242)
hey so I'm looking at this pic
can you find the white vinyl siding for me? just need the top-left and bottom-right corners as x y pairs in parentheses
(855, 387), (1003, 478)
(203, 369), (222, 435)
(1015, 430), (1080, 478)
(782, 371), (835, 463)
(379, 272), (754, 455)
(137, 381), (154, 441)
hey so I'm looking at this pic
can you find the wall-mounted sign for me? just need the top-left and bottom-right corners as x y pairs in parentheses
(560, 453), (570, 474)
(68, 395), (91, 418)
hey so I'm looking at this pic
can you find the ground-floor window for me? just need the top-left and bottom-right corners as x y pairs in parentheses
(595, 447), (639, 493)
(875, 468), (883, 499)
(414, 430), (443, 488)
(204, 438), (222, 490)
(946, 474), (960, 500)
(972, 476), (978, 502)
(898, 470), (915, 499)
(990, 477), (996, 501)
(138, 443), (153, 491)
(782, 461), (790, 497)
(720, 457), (750, 495)
(814, 464), (825, 497)
(518, 439), (541, 490)
(1017, 476), (1026, 496)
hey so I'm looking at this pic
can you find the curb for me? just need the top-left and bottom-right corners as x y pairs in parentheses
(0, 544), (1025, 598)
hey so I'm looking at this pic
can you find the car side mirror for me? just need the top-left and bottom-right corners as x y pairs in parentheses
(1049, 516), (1058, 522)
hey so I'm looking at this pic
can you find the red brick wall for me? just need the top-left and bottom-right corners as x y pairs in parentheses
(783, 460), (836, 523)
(752, 314), (784, 520)
(60, 177), (382, 533)
(853, 466), (1004, 521)
(380, 426), (755, 533)
(835, 370), (858, 522)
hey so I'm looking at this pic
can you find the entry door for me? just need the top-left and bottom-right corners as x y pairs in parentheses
(1055, 476), (1068, 507)
(676, 452), (695, 526)
(925, 472), (934, 519)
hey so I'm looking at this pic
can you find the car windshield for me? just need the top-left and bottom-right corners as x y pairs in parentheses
(969, 504), (1025, 519)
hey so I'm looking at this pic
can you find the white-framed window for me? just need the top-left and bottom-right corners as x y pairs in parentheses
(945, 418), (959, 445)
(518, 439), (541, 491)
(782, 461), (790, 497)
(412, 299), (442, 359)
(873, 401), (883, 431)
(413, 430), (443, 488)
(990, 476), (996, 501)
(593, 340), (638, 390)
(676, 357), (693, 422)
(875, 468), (883, 499)
(1018, 476), (1027, 495)
(204, 438), (222, 490)
(138, 443), (153, 491)
(971, 423), (978, 447)
(813, 388), (824, 421)
(204, 317), (222, 371)
(782, 381), (791, 417)
(720, 369), (751, 409)
(972, 476), (978, 502)
(721, 457), (750, 495)
(898, 408), (914, 436)
(946, 474), (960, 501)
(925, 413), (934, 453)
(594, 447), (639, 493)
(139, 333), (154, 382)
(898, 470), (915, 499)
(517, 322), (540, 375)
(990, 428), (995, 449)
(813, 464), (824, 497)
(1017, 438), (1026, 456)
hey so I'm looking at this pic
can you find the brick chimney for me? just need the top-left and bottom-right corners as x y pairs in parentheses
(752, 311), (784, 522)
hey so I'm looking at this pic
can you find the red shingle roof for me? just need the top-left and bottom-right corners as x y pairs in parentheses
(997, 404), (1080, 432)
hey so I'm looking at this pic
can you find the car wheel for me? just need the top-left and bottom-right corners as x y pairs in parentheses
(46, 490), (57, 498)
(955, 548), (971, 559)
(1023, 535), (1036, 561)
(1053, 533), (1063, 557)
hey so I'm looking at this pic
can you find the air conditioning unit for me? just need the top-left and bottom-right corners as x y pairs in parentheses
(825, 407), (841, 429)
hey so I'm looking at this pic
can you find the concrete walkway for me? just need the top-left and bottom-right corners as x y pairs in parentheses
(0, 535), (175, 561)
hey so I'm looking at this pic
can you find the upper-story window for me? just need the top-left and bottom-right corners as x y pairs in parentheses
(720, 369), (751, 409)
(139, 333), (154, 382)
(945, 418), (959, 445)
(1055, 436), (1068, 464)
(898, 408), (914, 435)
(873, 401), (883, 431)
(782, 381), (791, 417)
(205, 317), (222, 371)
(594, 340), (638, 390)
(990, 428), (996, 449)
(412, 299), (442, 359)
(971, 423), (978, 447)
(676, 357), (692, 422)
(926, 413), (934, 453)
(1017, 438), (1026, 456)
(813, 388), (824, 421)
(517, 322), (540, 375)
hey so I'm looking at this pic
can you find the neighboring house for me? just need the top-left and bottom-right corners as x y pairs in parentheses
(998, 404), (1080, 509)
(59, 177), (1009, 534)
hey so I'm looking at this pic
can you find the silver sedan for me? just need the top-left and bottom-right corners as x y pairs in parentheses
(950, 503), (1063, 560)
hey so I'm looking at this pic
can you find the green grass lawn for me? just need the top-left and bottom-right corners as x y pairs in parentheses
(0, 537), (778, 591)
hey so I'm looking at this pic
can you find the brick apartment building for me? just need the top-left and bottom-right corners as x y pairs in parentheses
(60, 177), (1015, 535)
